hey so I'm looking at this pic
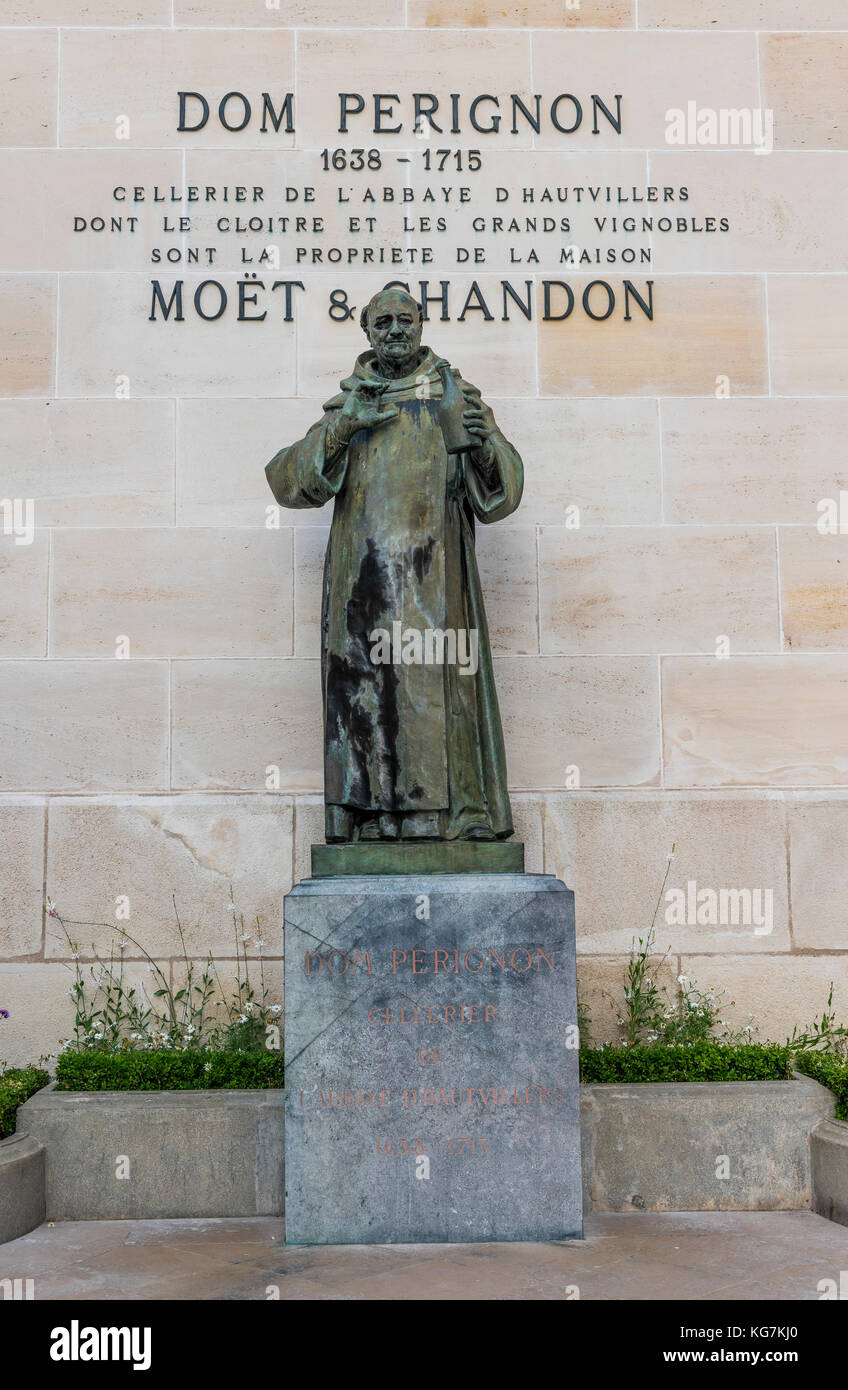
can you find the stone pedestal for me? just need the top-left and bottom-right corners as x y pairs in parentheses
(311, 841), (525, 877)
(284, 870), (582, 1245)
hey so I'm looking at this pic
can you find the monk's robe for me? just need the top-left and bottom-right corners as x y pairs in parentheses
(265, 345), (523, 842)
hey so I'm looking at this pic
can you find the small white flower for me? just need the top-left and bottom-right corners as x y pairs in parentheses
(227, 903), (237, 914)
(254, 939), (266, 951)
(46, 897), (58, 918)
(270, 1004), (282, 1015)
(677, 974), (689, 985)
(241, 933), (251, 944)
(237, 1013), (248, 1023)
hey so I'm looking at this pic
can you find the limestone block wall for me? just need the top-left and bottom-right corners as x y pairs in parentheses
(1, 0), (847, 1062)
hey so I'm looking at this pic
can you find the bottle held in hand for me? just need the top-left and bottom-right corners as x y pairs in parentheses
(435, 358), (475, 455)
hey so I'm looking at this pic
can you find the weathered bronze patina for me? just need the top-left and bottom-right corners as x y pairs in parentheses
(265, 286), (523, 843)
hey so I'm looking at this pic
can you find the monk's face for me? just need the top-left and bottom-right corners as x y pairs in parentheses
(366, 292), (423, 376)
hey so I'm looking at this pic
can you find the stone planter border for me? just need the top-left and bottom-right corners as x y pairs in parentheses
(0, 1133), (45, 1244)
(16, 1084), (284, 1223)
(811, 1118), (848, 1228)
(8, 1074), (844, 1229)
(580, 1073), (835, 1213)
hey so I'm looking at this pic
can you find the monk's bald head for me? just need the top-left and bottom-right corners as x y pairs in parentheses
(360, 288), (424, 379)
(360, 288), (422, 334)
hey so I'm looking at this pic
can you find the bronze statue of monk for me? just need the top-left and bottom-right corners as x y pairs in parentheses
(265, 286), (523, 843)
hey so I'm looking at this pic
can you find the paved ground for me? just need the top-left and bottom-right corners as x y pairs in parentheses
(2, 1210), (848, 1300)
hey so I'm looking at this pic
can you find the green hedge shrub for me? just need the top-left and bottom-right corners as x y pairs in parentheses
(56, 1046), (795, 1091)
(55, 1050), (285, 1092)
(580, 1042), (791, 1084)
(0, 1066), (49, 1138)
(794, 1053), (848, 1121)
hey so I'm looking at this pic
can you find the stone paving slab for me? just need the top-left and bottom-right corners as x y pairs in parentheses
(2, 1211), (848, 1300)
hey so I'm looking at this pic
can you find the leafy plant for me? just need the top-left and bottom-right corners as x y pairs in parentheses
(0, 1065), (49, 1138)
(576, 982), (592, 1049)
(47, 890), (281, 1059)
(618, 846), (675, 1045)
(794, 1053), (848, 1120)
(784, 982), (848, 1058)
(653, 975), (756, 1047)
(601, 847), (848, 1065)
(614, 847), (757, 1048)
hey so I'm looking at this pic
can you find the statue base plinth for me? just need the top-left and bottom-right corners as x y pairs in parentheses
(284, 871), (582, 1245)
(311, 840), (524, 877)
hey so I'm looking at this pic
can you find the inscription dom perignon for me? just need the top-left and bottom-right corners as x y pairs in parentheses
(284, 876), (582, 1243)
(298, 942), (576, 1119)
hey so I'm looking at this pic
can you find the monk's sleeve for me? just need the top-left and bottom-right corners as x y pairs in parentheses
(265, 410), (349, 509)
(463, 399), (524, 524)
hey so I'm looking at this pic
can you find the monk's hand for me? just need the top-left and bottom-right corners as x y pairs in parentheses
(461, 385), (496, 466)
(335, 379), (399, 444)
